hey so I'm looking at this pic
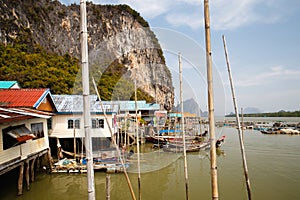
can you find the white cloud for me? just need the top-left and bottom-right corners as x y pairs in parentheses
(235, 65), (300, 87)
(96, 0), (292, 30)
(210, 0), (285, 30)
(97, 0), (174, 18)
(62, 0), (300, 30)
(165, 12), (203, 30)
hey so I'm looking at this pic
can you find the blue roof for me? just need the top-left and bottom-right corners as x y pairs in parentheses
(117, 101), (160, 111)
(0, 81), (18, 89)
(53, 95), (118, 113)
(52, 95), (160, 113)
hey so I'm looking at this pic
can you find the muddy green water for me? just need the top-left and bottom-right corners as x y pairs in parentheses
(1, 118), (300, 200)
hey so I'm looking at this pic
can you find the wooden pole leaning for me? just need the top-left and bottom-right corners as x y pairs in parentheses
(92, 77), (136, 200)
(222, 35), (252, 200)
(179, 53), (190, 200)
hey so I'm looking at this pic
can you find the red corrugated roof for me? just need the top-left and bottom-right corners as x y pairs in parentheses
(0, 88), (48, 108)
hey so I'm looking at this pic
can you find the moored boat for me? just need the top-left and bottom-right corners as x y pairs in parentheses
(162, 136), (225, 153)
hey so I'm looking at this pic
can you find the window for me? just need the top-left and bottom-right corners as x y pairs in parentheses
(31, 122), (44, 138)
(75, 119), (80, 128)
(2, 125), (35, 149)
(68, 119), (73, 129)
(47, 118), (52, 130)
(68, 119), (80, 129)
(91, 118), (104, 129)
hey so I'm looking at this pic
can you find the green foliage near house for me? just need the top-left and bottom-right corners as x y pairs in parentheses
(0, 43), (79, 94)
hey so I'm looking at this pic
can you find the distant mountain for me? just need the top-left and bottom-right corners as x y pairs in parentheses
(243, 107), (262, 114)
(227, 107), (261, 116)
(173, 98), (206, 116)
(227, 110), (300, 117)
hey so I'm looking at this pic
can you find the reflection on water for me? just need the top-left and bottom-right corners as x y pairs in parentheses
(1, 119), (300, 200)
(127, 149), (181, 173)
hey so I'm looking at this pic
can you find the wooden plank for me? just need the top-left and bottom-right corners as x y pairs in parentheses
(0, 146), (21, 164)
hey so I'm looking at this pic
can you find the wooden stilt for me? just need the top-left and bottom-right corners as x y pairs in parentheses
(57, 138), (62, 160)
(31, 158), (36, 182)
(17, 163), (24, 195)
(106, 174), (111, 200)
(25, 161), (30, 190)
(37, 156), (41, 171)
(47, 148), (53, 169)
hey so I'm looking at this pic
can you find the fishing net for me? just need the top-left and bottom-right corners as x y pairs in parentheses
(127, 149), (182, 173)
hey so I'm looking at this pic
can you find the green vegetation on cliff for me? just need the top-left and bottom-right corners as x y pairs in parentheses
(0, 43), (154, 102)
(0, 43), (79, 94)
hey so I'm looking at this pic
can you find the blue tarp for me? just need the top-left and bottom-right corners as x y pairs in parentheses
(159, 129), (182, 133)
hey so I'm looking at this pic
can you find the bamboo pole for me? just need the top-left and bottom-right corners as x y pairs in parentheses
(74, 128), (76, 160)
(204, 1), (219, 199)
(92, 77), (136, 200)
(179, 53), (189, 200)
(134, 79), (142, 200)
(80, 1), (95, 199)
(125, 112), (128, 147)
(241, 108), (245, 136)
(222, 35), (252, 200)
(199, 109), (203, 136)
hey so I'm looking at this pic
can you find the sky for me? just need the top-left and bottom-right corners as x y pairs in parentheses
(61, 0), (300, 115)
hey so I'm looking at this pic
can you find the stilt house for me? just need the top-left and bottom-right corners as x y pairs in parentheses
(0, 88), (56, 195)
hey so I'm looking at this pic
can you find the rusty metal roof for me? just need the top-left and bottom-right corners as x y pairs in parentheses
(0, 107), (52, 124)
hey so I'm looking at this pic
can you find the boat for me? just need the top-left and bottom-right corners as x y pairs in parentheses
(163, 141), (210, 152)
(261, 128), (300, 135)
(146, 133), (210, 148)
(145, 135), (169, 145)
(162, 136), (225, 153)
(51, 147), (133, 173)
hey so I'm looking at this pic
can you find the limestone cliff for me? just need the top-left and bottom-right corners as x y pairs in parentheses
(0, 0), (174, 110)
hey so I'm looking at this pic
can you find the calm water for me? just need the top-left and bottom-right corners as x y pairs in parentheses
(1, 117), (300, 200)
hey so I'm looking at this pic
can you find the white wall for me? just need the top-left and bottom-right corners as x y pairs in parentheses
(50, 113), (116, 138)
(0, 118), (49, 164)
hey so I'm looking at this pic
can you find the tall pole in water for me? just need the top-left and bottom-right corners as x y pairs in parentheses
(179, 53), (189, 200)
(222, 35), (252, 200)
(134, 78), (142, 200)
(204, 0), (219, 199)
(80, 1), (95, 199)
